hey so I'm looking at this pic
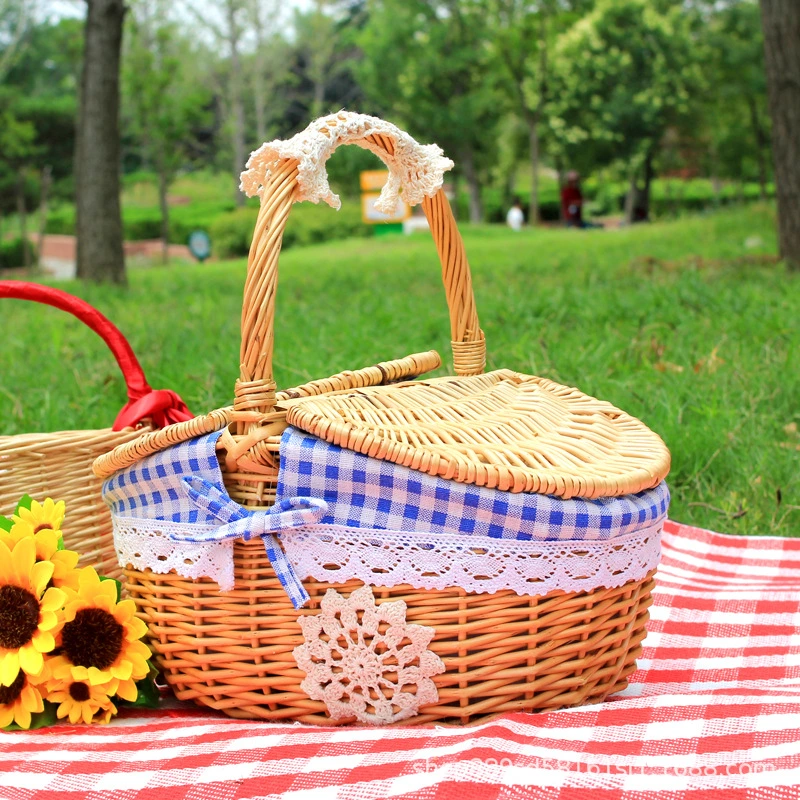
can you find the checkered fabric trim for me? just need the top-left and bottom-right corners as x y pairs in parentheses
(103, 431), (226, 522)
(4, 521), (799, 800)
(102, 433), (318, 608)
(277, 427), (670, 541)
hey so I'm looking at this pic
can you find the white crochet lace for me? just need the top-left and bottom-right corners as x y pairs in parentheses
(293, 585), (444, 725)
(282, 522), (663, 596)
(113, 515), (661, 597)
(240, 111), (454, 213)
(112, 517), (235, 592)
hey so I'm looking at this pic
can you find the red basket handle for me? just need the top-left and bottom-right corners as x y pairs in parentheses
(0, 281), (193, 431)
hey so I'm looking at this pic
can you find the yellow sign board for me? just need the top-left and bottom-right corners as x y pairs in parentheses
(361, 192), (410, 224)
(360, 170), (389, 191)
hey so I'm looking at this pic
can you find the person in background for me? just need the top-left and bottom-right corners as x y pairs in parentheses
(506, 197), (525, 231)
(561, 171), (584, 228)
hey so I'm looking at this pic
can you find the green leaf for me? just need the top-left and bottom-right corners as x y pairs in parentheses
(0, 516), (13, 533)
(56, 534), (65, 551)
(14, 495), (33, 515)
(2, 701), (59, 732)
(99, 575), (122, 602)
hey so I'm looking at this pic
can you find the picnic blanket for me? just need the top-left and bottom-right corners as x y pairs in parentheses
(2, 519), (799, 800)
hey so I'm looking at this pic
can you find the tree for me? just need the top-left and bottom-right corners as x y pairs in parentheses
(486, 0), (590, 225)
(357, 0), (499, 222)
(697, 1), (770, 200)
(184, 0), (248, 206)
(550, 0), (701, 222)
(0, 98), (36, 268)
(0, 0), (35, 83)
(760, 0), (800, 270)
(246, 0), (288, 143)
(75, 0), (127, 285)
(124, 0), (212, 262)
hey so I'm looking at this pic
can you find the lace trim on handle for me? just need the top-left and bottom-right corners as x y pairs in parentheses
(240, 111), (454, 213)
(282, 521), (663, 596)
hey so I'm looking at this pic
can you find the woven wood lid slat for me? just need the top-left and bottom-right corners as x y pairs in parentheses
(285, 370), (670, 499)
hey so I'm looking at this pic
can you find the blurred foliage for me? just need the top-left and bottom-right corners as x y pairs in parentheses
(0, 0), (772, 238)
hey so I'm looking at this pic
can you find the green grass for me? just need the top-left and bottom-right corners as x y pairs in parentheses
(3, 203), (798, 536)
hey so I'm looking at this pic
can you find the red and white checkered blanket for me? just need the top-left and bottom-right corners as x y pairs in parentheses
(2, 520), (799, 800)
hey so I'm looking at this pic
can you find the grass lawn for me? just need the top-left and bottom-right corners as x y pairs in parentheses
(2, 203), (797, 536)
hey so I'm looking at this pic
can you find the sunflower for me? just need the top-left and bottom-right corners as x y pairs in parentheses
(12, 498), (65, 535)
(59, 567), (150, 686)
(41, 657), (118, 724)
(0, 538), (65, 687)
(0, 524), (80, 591)
(0, 669), (45, 730)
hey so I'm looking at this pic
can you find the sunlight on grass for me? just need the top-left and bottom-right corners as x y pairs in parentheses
(3, 204), (797, 536)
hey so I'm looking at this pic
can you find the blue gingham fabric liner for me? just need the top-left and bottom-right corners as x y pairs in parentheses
(102, 431), (318, 608)
(276, 427), (670, 541)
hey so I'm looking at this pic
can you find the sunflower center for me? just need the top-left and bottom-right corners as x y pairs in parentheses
(68, 681), (91, 702)
(0, 671), (25, 705)
(0, 585), (40, 649)
(61, 608), (124, 670)
(33, 523), (54, 533)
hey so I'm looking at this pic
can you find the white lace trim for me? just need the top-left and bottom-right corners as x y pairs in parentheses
(240, 111), (454, 213)
(113, 515), (661, 597)
(282, 522), (662, 596)
(112, 517), (235, 592)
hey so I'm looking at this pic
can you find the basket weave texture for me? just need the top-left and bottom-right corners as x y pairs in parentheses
(94, 112), (668, 725)
(0, 282), (190, 579)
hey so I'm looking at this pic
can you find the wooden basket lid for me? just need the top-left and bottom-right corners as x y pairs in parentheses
(284, 369), (670, 500)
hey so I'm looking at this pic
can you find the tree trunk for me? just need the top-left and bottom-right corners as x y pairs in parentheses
(527, 112), (540, 226)
(157, 155), (170, 266)
(76, 0), (126, 284)
(747, 96), (770, 202)
(624, 172), (637, 225)
(37, 165), (52, 270)
(461, 147), (484, 224)
(760, 0), (800, 269)
(15, 171), (30, 270)
(227, 0), (246, 208)
(641, 151), (654, 221)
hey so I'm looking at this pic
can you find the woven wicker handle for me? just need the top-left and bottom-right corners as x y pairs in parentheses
(236, 112), (485, 416)
(0, 281), (192, 430)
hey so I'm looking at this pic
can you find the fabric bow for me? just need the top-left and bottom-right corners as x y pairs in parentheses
(168, 476), (327, 609)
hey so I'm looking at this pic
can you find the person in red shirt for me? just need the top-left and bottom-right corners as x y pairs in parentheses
(561, 171), (584, 227)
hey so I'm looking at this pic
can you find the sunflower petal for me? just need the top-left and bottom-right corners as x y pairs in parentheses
(0, 652), (20, 687)
(11, 537), (36, 586)
(14, 705), (31, 730)
(31, 630), (55, 654)
(110, 661), (133, 681)
(18, 645), (44, 678)
(115, 678), (138, 702)
(40, 587), (67, 614)
(29, 561), (55, 598)
(21, 684), (44, 714)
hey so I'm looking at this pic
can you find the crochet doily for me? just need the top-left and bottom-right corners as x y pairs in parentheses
(239, 111), (454, 213)
(281, 521), (663, 597)
(112, 517), (235, 591)
(293, 585), (445, 724)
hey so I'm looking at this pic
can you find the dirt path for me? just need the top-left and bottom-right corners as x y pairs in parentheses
(34, 235), (194, 280)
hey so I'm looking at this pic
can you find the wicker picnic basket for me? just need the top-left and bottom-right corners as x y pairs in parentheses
(93, 112), (670, 726)
(0, 281), (192, 580)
